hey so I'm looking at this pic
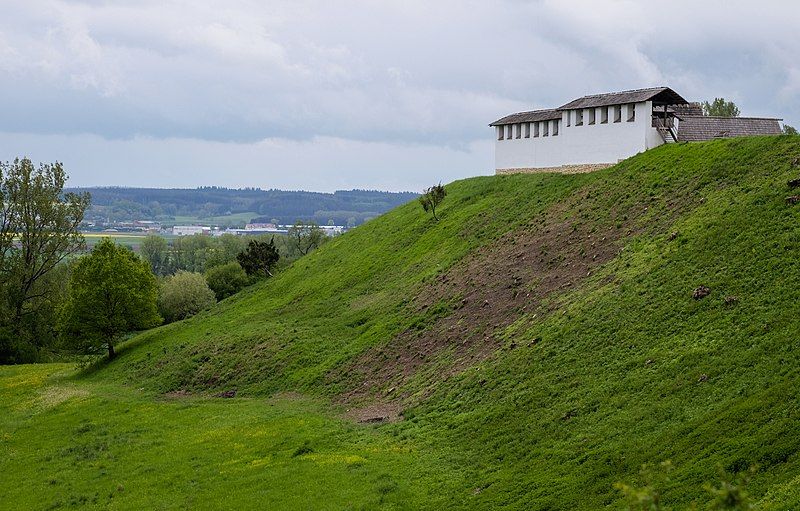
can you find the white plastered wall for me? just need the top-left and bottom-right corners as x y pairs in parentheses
(495, 101), (666, 170)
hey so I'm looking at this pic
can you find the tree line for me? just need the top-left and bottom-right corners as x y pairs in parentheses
(0, 159), (89, 362)
(0, 158), (329, 364)
(73, 186), (418, 226)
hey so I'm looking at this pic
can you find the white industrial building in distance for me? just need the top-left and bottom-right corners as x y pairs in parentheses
(490, 87), (782, 174)
(172, 225), (212, 236)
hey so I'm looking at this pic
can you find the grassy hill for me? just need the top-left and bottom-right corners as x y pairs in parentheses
(4, 136), (800, 509)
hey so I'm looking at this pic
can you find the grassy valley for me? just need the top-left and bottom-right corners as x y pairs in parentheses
(4, 136), (800, 509)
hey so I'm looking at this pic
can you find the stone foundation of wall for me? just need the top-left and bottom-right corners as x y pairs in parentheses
(496, 163), (614, 175)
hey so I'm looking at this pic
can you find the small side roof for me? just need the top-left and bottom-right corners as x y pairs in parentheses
(490, 108), (561, 127)
(558, 87), (689, 110)
(676, 116), (783, 142)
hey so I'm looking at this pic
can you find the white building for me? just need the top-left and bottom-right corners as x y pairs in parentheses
(172, 225), (211, 236)
(491, 87), (782, 174)
(319, 225), (344, 236)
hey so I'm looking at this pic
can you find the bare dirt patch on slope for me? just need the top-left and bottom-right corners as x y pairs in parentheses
(335, 195), (642, 409)
(330, 171), (705, 419)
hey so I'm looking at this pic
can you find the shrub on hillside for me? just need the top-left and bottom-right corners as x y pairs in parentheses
(205, 262), (251, 301)
(158, 271), (216, 323)
(237, 238), (280, 278)
(419, 183), (446, 220)
(287, 221), (325, 256)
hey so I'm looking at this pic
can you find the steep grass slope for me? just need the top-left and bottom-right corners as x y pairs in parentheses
(4, 136), (800, 509)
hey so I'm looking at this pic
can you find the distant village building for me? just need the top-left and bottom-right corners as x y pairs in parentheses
(491, 87), (783, 174)
(245, 222), (276, 230)
(134, 220), (161, 232)
(172, 225), (212, 236)
(226, 224), (345, 236)
(319, 225), (344, 236)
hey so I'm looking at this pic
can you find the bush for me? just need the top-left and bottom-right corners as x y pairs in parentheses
(158, 271), (216, 323)
(419, 183), (447, 220)
(205, 262), (251, 301)
(237, 238), (280, 278)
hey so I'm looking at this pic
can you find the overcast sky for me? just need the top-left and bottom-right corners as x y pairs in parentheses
(0, 1), (797, 192)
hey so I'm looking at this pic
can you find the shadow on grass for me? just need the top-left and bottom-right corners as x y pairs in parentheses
(69, 323), (177, 379)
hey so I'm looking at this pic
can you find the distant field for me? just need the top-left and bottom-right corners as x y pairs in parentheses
(82, 232), (177, 250)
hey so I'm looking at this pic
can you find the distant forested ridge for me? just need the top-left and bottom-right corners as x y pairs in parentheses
(68, 187), (418, 226)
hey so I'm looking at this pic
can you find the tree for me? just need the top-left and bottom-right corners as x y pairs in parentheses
(702, 98), (740, 117)
(204, 233), (247, 270)
(140, 234), (169, 275)
(205, 261), (250, 300)
(287, 221), (325, 256)
(0, 158), (89, 362)
(60, 238), (160, 359)
(419, 183), (447, 220)
(158, 271), (216, 323)
(170, 234), (213, 273)
(782, 124), (798, 135)
(237, 238), (279, 278)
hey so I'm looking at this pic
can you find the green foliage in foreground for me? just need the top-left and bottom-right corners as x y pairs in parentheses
(4, 137), (800, 509)
(0, 158), (89, 363)
(157, 271), (216, 323)
(61, 239), (161, 359)
(204, 261), (251, 300)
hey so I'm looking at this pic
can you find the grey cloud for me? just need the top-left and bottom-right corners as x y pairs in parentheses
(3, 0), (797, 144)
(0, 0), (798, 190)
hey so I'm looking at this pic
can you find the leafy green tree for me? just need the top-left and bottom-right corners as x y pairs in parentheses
(287, 221), (325, 256)
(702, 98), (740, 117)
(204, 233), (248, 270)
(0, 158), (89, 363)
(782, 124), (798, 135)
(419, 183), (447, 220)
(205, 261), (251, 300)
(158, 271), (216, 323)
(170, 234), (214, 273)
(61, 238), (160, 359)
(237, 238), (280, 278)
(140, 234), (169, 275)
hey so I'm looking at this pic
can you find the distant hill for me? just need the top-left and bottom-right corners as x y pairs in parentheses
(8, 136), (800, 508)
(68, 186), (419, 226)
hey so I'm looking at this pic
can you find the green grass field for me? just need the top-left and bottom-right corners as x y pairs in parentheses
(4, 136), (800, 509)
(0, 364), (462, 510)
(81, 233), (175, 252)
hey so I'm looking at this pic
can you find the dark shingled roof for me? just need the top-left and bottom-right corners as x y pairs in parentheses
(490, 109), (561, 127)
(667, 102), (703, 117)
(492, 87), (691, 126)
(558, 87), (688, 110)
(676, 116), (782, 142)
